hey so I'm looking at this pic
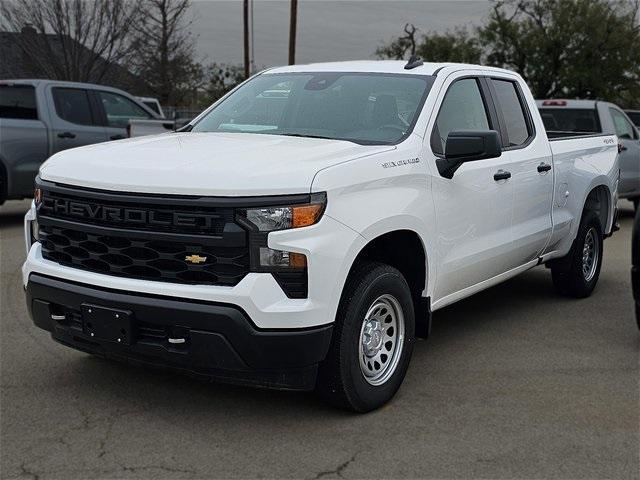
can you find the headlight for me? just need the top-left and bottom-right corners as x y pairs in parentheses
(238, 193), (326, 279)
(241, 193), (326, 232)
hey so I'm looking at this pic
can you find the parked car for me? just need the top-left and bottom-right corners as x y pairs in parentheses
(625, 110), (640, 128)
(24, 61), (619, 411)
(126, 117), (193, 137)
(633, 206), (640, 330)
(537, 99), (640, 209)
(135, 96), (165, 118)
(0, 79), (159, 204)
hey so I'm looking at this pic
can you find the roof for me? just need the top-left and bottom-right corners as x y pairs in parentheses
(0, 79), (132, 91)
(266, 60), (519, 77)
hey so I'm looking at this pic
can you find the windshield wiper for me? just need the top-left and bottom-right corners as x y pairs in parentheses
(278, 132), (338, 141)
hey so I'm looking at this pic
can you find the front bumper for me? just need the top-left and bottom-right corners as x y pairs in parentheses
(26, 274), (333, 390)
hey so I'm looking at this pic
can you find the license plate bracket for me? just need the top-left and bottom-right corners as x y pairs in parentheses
(81, 304), (135, 345)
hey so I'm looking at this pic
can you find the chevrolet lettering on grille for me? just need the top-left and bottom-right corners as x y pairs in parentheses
(41, 197), (220, 228)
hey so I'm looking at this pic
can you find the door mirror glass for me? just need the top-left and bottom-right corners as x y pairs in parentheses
(436, 130), (502, 179)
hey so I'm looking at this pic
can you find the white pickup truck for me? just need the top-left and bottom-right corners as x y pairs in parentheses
(23, 60), (619, 412)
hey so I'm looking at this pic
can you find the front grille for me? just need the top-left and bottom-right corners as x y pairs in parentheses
(40, 225), (249, 285)
(38, 185), (250, 286)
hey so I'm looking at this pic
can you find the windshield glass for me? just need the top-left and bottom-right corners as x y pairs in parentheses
(192, 72), (435, 144)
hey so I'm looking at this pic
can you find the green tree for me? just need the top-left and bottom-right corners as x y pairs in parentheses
(205, 63), (245, 102)
(376, 0), (640, 107)
(376, 24), (481, 64)
(480, 0), (640, 106)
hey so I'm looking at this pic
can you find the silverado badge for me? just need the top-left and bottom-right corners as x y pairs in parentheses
(185, 254), (207, 264)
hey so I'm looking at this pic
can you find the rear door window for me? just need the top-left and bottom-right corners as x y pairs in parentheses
(52, 88), (95, 125)
(431, 78), (490, 155)
(98, 91), (151, 128)
(610, 108), (638, 140)
(490, 79), (532, 147)
(0, 84), (38, 119)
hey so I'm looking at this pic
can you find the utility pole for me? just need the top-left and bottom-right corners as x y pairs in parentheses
(243, 0), (250, 78)
(288, 0), (297, 65)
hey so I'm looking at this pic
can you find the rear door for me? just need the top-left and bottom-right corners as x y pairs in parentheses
(488, 77), (554, 264)
(94, 90), (153, 140)
(429, 76), (515, 300)
(608, 107), (640, 199)
(49, 86), (107, 153)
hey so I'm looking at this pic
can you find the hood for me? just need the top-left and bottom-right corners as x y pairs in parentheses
(39, 132), (394, 196)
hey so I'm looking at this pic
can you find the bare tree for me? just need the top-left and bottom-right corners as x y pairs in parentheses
(130, 0), (204, 106)
(0, 0), (142, 83)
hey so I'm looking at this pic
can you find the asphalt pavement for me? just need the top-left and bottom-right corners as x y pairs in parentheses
(1, 199), (638, 479)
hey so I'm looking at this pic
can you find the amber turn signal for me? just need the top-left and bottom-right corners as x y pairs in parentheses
(292, 203), (325, 228)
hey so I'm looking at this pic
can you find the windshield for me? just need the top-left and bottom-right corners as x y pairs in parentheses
(192, 72), (435, 145)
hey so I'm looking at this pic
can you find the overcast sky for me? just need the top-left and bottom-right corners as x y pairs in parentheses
(189, 0), (493, 69)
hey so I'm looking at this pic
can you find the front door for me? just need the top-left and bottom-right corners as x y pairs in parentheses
(49, 86), (107, 153)
(428, 76), (515, 301)
(95, 90), (152, 141)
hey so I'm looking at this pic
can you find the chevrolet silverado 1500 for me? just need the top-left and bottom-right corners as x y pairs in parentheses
(23, 60), (619, 411)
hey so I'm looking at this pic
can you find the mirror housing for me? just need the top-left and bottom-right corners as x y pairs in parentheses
(436, 130), (502, 179)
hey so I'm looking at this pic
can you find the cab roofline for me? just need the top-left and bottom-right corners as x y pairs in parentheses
(264, 60), (521, 78)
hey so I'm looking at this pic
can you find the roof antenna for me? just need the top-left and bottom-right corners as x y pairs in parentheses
(404, 55), (423, 70)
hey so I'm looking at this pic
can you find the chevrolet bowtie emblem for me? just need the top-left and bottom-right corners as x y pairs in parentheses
(185, 254), (207, 264)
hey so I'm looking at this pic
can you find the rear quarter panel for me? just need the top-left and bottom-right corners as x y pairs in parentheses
(545, 134), (619, 257)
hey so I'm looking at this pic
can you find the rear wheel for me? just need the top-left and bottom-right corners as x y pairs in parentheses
(316, 262), (415, 412)
(551, 210), (603, 298)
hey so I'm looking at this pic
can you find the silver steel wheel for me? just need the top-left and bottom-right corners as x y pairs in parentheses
(582, 227), (599, 282)
(358, 294), (405, 386)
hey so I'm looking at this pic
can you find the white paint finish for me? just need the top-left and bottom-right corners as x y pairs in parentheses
(544, 135), (619, 256)
(26, 61), (620, 326)
(39, 131), (392, 196)
(502, 80), (555, 266)
(23, 215), (364, 330)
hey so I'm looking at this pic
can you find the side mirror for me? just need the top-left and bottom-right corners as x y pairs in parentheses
(436, 130), (502, 179)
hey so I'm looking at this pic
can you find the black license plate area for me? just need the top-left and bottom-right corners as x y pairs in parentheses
(81, 304), (135, 345)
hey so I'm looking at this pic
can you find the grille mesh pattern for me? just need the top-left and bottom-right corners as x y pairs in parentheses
(40, 225), (249, 286)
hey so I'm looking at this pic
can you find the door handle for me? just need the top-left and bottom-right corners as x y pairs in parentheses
(57, 131), (76, 139)
(110, 134), (126, 140)
(493, 170), (511, 181)
(537, 162), (552, 173)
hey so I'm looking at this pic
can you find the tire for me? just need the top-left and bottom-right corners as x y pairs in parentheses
(316, 261), (415, 412)
(633, 198), (639, 211)
(551, 210), (603, 298)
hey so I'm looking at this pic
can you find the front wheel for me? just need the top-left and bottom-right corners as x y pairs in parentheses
(316, 262), (415, 412)
(551, 210), (603, 298)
